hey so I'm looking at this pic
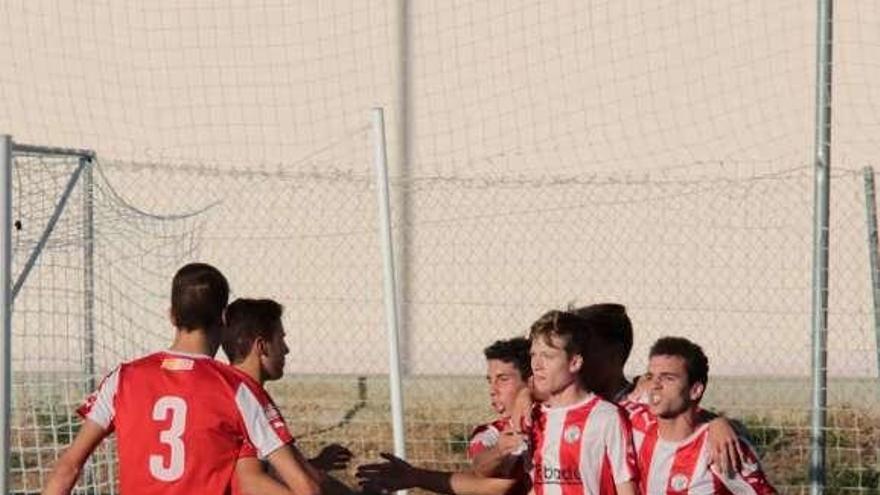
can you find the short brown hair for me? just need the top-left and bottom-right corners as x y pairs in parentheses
(221, 298), (283, 364)
(529, 310), (589, 357)
(171, 263), (229, 333)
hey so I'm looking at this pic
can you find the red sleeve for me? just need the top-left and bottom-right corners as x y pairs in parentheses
(239, 439), (258, 459)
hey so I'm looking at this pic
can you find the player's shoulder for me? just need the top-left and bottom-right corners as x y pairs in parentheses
(590, 395), (627, 417)
(119, 351), (245, 386)
(121, 350), (211, 373)
(470, 418), (506, 438)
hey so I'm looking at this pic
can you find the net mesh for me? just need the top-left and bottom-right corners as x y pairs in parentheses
(3, 1), (880, 492)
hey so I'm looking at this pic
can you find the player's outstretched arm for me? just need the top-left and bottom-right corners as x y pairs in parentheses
(358, 453), (517, 495)
(41, 419), (108, 495)
(310, 443), (353, 472)
(265, 443), (323, 495)
(449, 471), (518, 495)
(358, 453), (449, 493)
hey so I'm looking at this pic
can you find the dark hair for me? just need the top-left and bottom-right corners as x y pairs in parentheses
(221, 298), (284, 364)
(484, 337), (532, 379)
(171, 263), (229, 333)
(571, 303), (633, 362)
(649, 337), (709, 387)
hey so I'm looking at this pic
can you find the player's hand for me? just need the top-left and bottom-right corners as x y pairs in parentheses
(627, 373), (651, 404)
(497, 429), (527, 456)
(707, 417), (744, 478)
(310, 444), (353, 472)
(356, 453), (417, 492)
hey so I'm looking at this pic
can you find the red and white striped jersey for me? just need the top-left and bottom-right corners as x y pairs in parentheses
(468, 418), (511, 459)
(636, 422), (776, 495)
(468, 418), (531, 495)
(78, 350), (293, 495)
(529, 393), (639, 495)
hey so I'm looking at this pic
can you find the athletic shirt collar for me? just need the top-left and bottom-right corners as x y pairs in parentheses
(162, 349), (212, 359)
(541, 392), (599, 414)
(657, 421), (710, 447)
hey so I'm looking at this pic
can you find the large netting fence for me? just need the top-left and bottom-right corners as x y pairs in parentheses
(3, 1), (880, 493)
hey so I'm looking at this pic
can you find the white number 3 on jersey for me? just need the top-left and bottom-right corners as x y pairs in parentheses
(149, 396), (187, 481)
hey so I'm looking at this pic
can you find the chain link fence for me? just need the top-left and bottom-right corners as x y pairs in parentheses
(12, 146), (870, 493)
(3, 1), (880, 494)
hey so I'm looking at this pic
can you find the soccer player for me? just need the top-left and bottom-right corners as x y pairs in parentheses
(42, 263), (322, 495)
(570, 304), (635, 402)
(525, 310), (639, 495)
(356, 337), (532, 495)
(635, 337), (776, 494)
(470, 337), (533, 461)
(220, 297), (353, 495)
(572, 303), (750, 476)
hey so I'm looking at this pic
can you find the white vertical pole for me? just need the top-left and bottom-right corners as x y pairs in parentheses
(863, 167), (880, 379)
(82, 157), (95, 392)
(811, 0), (833, 493)
(372, 108), (407, 461)
(0, 135), (13, 495)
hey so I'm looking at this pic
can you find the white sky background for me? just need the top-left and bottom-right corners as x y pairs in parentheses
(3, 1), (880, 377)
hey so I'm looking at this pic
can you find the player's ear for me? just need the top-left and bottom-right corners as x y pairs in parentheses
(255, 337), (269, 357)
(689, 381), (705, 402)
(568, 353), (583, 373)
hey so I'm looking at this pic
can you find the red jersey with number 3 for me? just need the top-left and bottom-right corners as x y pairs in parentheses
(77, 351), (293, 495)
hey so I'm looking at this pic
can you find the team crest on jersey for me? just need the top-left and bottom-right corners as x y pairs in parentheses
(563, 424), (581, 444)
(161, 358), (194, 371)
(670, 474), (689, 491)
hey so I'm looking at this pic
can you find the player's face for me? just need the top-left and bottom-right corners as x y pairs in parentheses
(260, 323), (289, 382)
(645, 354), (702, 418)
(485, 359), (527, 417)
(530, 334), (582, 401)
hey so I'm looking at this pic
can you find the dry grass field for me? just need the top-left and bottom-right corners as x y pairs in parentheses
(8, 375), (879, 494)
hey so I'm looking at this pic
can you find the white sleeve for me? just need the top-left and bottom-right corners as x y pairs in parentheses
(234, 383), (292, 459)
(77, 366), (121, 430)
